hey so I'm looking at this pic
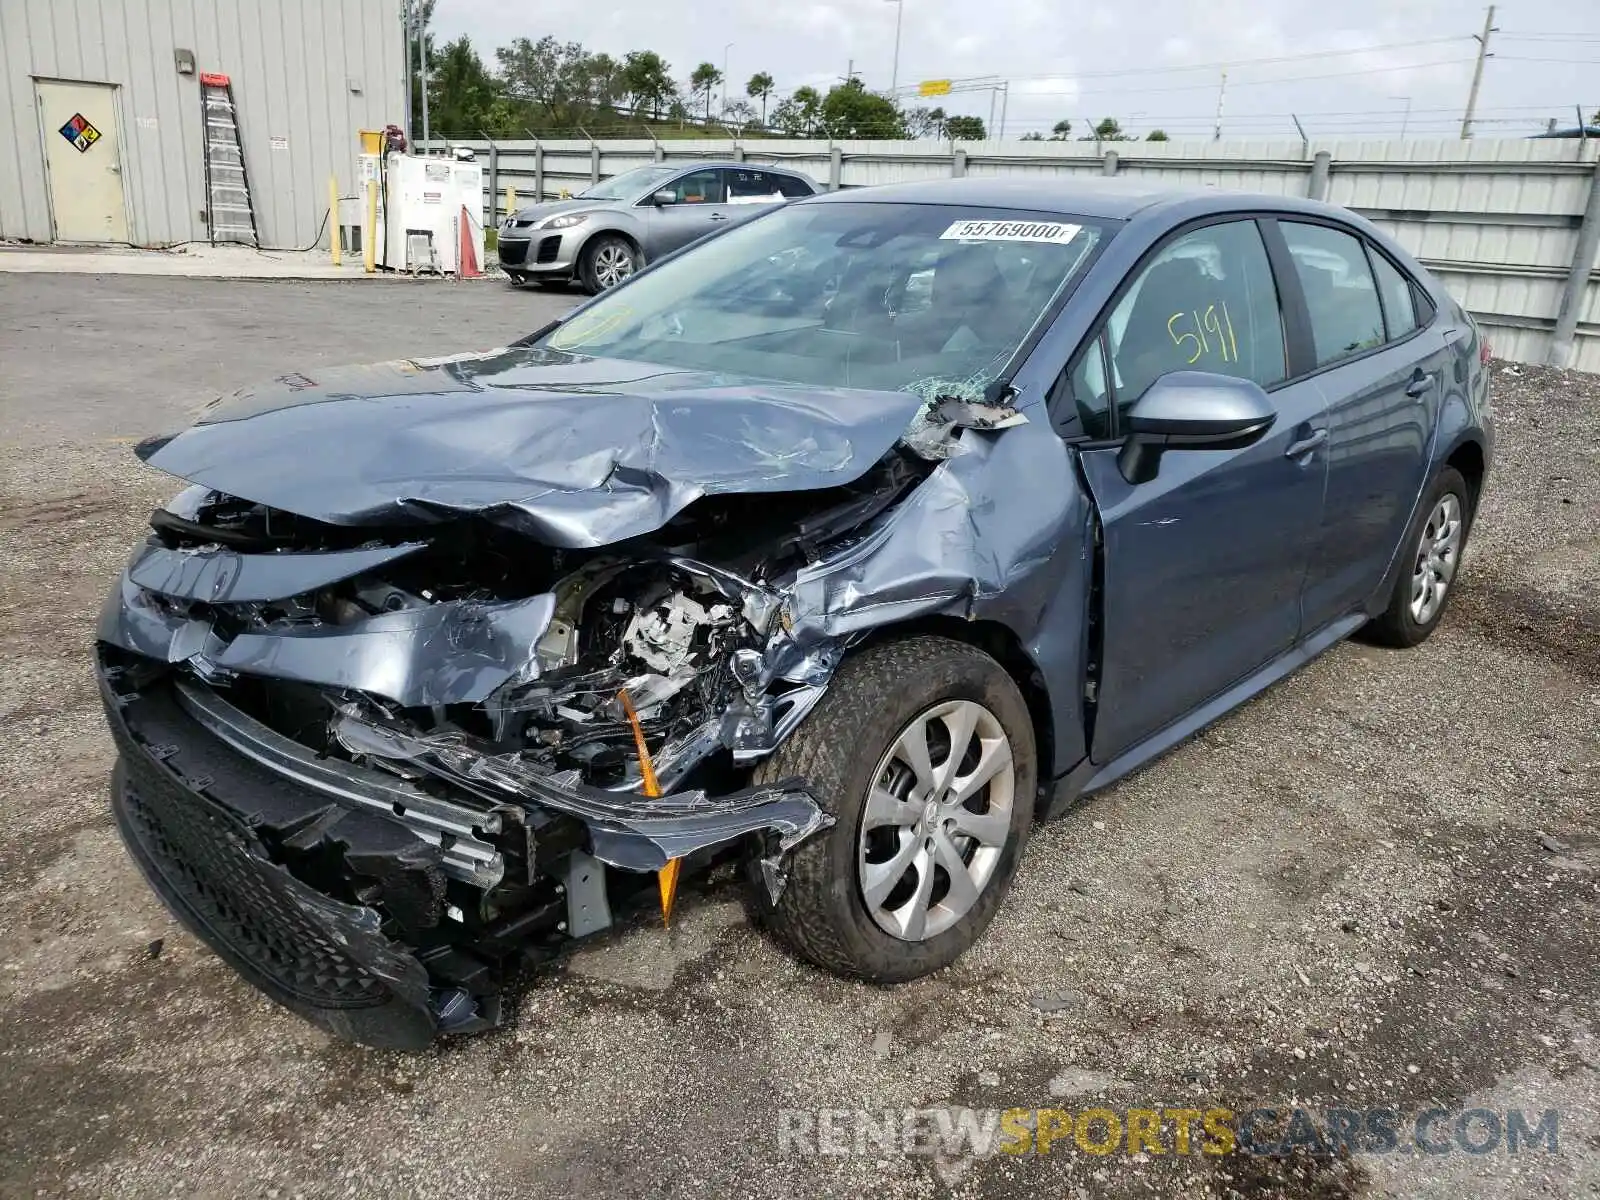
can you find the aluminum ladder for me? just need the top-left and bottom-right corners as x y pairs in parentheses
(199, 72), (258, 246)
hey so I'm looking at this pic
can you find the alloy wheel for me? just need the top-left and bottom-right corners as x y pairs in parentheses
(593, 243), (635, 289)
(857, 699), (1016, 941)
(1410, 492), (1463, 625)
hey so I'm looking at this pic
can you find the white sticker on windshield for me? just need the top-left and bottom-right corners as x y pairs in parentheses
(939, 219), (1082, 244)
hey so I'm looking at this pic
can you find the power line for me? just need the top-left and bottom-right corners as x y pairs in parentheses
(1497, 32), (1600, 42)
(1008, 58), (1475, 97)
(780, 35), (1475, 93)
(1001, 36), (1475, 82)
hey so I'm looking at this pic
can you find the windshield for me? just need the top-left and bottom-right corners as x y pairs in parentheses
(578, 165), (680, 202)
(541, 202), (1108, 400)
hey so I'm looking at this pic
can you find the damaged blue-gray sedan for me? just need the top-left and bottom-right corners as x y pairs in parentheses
(97, 179), (1492, 1049)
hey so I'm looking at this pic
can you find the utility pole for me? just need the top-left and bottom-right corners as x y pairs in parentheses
(417, 3), (431, 152)
(1212, 70), (1227, 141)
(886, 0), (904, 95)
(1460, 5), (1497, 140)
(1391, 95), (1413, 139)
(722, 42), (733, 118)
(401, 0), (413, 146)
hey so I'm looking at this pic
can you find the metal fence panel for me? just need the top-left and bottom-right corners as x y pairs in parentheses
(439, 134), (1600, 370)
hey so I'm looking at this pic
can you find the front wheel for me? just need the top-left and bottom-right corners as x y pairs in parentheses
(751, 637), (1037, 983)
(579, 234), (640, 294)
(1363, 466), (1473, 647)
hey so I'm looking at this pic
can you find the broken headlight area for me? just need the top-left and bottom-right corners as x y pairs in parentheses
(97, 455), (935, 1046)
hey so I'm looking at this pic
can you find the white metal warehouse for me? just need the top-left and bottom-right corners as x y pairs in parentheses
(0, 0), (406, 248)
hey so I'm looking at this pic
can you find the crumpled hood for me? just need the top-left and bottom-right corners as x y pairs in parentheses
(139, 346), (934, 549)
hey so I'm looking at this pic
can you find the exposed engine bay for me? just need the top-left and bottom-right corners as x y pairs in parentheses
(139, 444), (930, 794)
(95, 442), (962, 1047)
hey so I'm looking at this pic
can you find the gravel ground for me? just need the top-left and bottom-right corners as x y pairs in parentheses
(0, 275), (1595, 1200)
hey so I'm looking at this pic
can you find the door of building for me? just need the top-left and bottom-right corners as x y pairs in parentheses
(35, 79), (129, 242)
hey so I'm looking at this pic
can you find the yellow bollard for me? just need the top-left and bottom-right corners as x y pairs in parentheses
(328, 175), (341, 266)
(505, 185), (516, 219)
(363, 179), (377, 274)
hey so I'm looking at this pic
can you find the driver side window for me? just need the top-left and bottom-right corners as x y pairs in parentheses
(661, 168), (726, 205)
(1068, 219), (1287, 437)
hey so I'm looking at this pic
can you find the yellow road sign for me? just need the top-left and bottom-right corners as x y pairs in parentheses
(919, 79), (952, 97)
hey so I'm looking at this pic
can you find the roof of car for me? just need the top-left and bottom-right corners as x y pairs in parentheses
(666, 159), (811, 174)
(803, 177), (1281, 220)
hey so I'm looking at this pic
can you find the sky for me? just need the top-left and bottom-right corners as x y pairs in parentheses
(428, 0), (1599, 140)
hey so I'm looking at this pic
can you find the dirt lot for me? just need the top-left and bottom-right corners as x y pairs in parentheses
(0, 275), (1596, 1200)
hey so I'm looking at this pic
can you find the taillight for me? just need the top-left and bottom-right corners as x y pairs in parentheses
(1479, 337), (1493, 367)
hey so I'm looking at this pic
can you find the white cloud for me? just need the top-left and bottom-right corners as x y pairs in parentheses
(428, 0), (1600, 139)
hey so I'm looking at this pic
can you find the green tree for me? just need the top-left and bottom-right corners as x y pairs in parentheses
(496, 35), (601, 130)
(1146, 129), (1169, 141)
(746, 72), (776, 125)
(903, 106), (944, 138)
(427, 36), (503, 135)
(771, 85), (823, 135)
(1020, 131), (1043, 141)
(583, 52), (624, 112)
(1049, 118), (1072, 140)
(1088, 116), (1128, 141)
(944, 114), (986, 140)
(690, 62), (723, 123)
(620, 50), (676, 119)
(820, 77), (905, 138)
(722, 98), (756, 129)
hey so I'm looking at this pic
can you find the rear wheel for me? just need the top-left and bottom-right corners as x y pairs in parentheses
(751, 637), (1037, 982)
(1363, 466), (1472, 647)
(579, 234), (640, 294)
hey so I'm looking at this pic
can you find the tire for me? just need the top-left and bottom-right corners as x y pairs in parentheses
(751, 636), (1037, 983)
(1362, 466), (1473, 648)
(578, 234), (640, 294)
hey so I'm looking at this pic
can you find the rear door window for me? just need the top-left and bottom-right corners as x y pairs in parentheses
(1281, 222), (1385, 366)
(727, 169), (787, 206)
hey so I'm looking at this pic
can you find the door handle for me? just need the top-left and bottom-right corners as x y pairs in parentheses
(1284, 428), (1328, 459)
(708, 212), (728, 221)
(1405, 372), (1434, 398)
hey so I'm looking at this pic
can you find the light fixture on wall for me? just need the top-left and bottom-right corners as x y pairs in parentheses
(174, 48), (196, 75)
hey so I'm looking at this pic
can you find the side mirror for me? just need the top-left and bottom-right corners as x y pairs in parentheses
(652, 189), (677, 206)
(1117, 372), (1276, 485)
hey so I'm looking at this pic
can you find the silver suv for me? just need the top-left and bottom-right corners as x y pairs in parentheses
(497, 161), (820, 293)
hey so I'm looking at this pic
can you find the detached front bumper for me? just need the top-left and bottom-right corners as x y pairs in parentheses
(97, 645), (827, 1049)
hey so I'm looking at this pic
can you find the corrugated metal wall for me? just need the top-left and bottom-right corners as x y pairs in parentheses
(449, 134), (1600, 371)
(0, 0), (405, 248)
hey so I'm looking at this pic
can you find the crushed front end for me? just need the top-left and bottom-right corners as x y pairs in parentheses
(92, 475), (960, 1047)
